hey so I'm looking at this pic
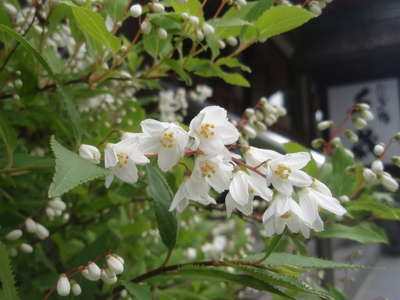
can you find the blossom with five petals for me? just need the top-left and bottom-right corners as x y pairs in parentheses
(140, 119), (189, 171)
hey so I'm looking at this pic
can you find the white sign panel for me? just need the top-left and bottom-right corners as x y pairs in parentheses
(328, 78), (400, 163)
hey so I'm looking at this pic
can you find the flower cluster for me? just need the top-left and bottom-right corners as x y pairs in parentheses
(80, 105), (346, 238)
(56, 253), (125, 297)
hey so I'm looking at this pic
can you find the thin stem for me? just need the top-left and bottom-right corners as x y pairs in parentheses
(161, 248), (174, 267)
(213, 0), (228, 20)
(379, 138), (395, 160)
(232, 157), (267, 178)
(98, 130), (121, 147)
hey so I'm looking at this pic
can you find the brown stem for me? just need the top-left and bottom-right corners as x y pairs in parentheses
(213, 0), (228, 19)
(232, 157), (267, 178)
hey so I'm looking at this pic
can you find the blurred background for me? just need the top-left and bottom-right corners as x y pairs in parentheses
(194, 0), (400, 299)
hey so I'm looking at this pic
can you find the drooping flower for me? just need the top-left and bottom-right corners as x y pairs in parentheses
(225, 170), (273, 217)
(262, 193), (312, 238)
(79, 144), (101, 164)
(140, 119), (189, 171)
(169, 175), (215, 213)
(104, 137), (149, 187)
(266, 152), (313, 195)
(189, 106), (240, 155)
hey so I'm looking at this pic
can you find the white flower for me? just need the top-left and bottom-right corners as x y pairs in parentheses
(129, 4), (142, 17)
(71, 281), (82, 296)
(298, 180), (346, 231)
(189, 106), (240, 155)
(225, 170), (273, 217)
(140, 119), (189, 171)
(169, 175), (215, 212)
(20, 243), (33, 253)
(192, 154), (233, 193)
(267, 152), (313, 195)
(262, 193), (311, 238)
(25, 218), (37, 233)
(104, 137), (149, 187)
(101, 268), (117, 284)
(6, 229), (22, 241)
(79, 144), (101, 164)
(106, 255), (124, 275)
(87, 262), (101, 280)
(57, 274), (71, 296)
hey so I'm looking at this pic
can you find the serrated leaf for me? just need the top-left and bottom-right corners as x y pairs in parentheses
(71, 6), (120, 52)
(315, 222), (388, 244)
(0, 241), (19, 300)
(48, 136), (109, 198)
(177, 266), (293, 299)
(0, 24), (82, 141)
(230, 264), (330, 299)
(146, 165), (177, 249)
(284, 142), (319, 177)
(120, 280), (151, 300)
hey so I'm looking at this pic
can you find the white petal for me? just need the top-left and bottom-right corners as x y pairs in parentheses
(298, 189), (319, 223)
(315, 191), (346, 216)
(312, 179), (332, 197)
(158, 147), (181, 171)
(282, 152), (310, 170)
(104, 144), (118, 168)
(289, 170), (312, 187)
(105, 174), (114, 188)
(169, 182), (187, 212)
(217, 121), (240, 145)
(248, 175), (273, 201)
(245, 147), (282, 166)
(140, 136), (161, 154)
(271, 176), (293, 195)
(140, 119), (167, 135)
(225, 193), (235, 217)
(230, 172), (249, 206)
(114, 161), (138, 184)
(201, 106), (227, 123)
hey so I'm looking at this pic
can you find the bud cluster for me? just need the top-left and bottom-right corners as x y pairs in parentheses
(46, 197), (68, 220)
(351, 103), (374, 129)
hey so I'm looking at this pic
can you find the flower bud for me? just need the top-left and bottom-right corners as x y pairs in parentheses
(101, 268), (118, 284)
(355, 103), (370, 111)
(242, 124), (257, 139)
(140, 20), (152, 34)
(311, 138), (324, 149)
(157, 28), (168, 40)
(227, 36), (238, 47)
(363, 168), (377, 182)
(352, 117), (367, 129)
(344, 148), (354, 159)
(87, 262), (101, 280)
(381, 172), (399, 192)
(195, 29), (204, 41)
(181, 12), (189, 19)
(49, 197), (67, 211)
(35, 223), (50, 240)
(71, 280), (82, 296)
(188, 16), (199, 25)
(152, 2), (165, 13)
(113, 254), (125, 265)
(317, 120), (333, 131)
(244, 108), (255, 118)
(345, 130), (359, 143)
(202, 23), (215, 36)
(185, 247), (197, 259)
(176, 0), (188, 3)
(6, 229), (22, 241)
(392, 156), (400, 168)
(339, 195), (350, 203)
(394, 132), (400, 142)
(331, 137), (342, 148)
(309, 3), (322, 15)
(254, 120), (267, 132)
(275, 105), (287, 117)
(57, 274), (71, 296)
(130, 4), (142, 17)
(106, 255), (124, 274)
(46, 207), (56, 219)
(79, 144), (101, 164)
(25, 218), (37, 233)
(236, 0), (247, 6)
(360, 110), (374, 121)
(373, 143), (385, 156)
(20, 243), (33, 253)
(81, 268), (98, 281)
(371, 159), (384, 174)
(218, 40), (226, 49)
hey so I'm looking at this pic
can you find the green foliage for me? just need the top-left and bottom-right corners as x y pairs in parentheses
(315, 222), (388, 244)
(0, 241), (19, 300)
(0, 112), (17, 168)
(146, 165), (178, 249)
(48, 136), (109, 197)
(121, 280), (151, 300)
(284, 142), (319, 177)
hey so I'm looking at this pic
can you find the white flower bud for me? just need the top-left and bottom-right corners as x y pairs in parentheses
(57, 274), (71, 296)
(6, 229), (22, 241)
(360, 110), (374, 121)
(309, 3), (322, 15)
(79, 144), (101, 164)
(339, 195), (350, 202)
(363, 168), (377, 182)
(87, 262), (101, 280)
(344, 148), (354, 159)
(227, 36), (238, 47)
(101, 268), (118, 284)
(20, 243), (33, 253)
(218, 40), (226, 49)
(46, 207), (56, 219)
(25, 218), (37, 233)
(140, 21), (152, 34)
(185, 247), (197, 259)
(188, 16), (199, 25)
(129, 4), (142, 17)
(275, 105), (287, 117)
(345, 130), (359, 143)
(236, 0), (247, 7)
(4, 3), (17, 15)
(195, 29), (204, 41)
(181, 12), (189, 19)
(373, 143), (385, 156)
(157, 28), (168, 40)
(152, 2), (165, 13)
(392, 156), (400, 168)
(331, 137), (342, 147)
(121, 289), (128, 298)
(317, 120), (333, 131)
(394, 132), (400, 142)
(113, 254), (125, 265)
(71, 280), (82, 296)
(106, 255), (124, 274)
(311, 138), (324, 149)
(202, 23), (215, 36)
(254, 120), (267, 132)
(352, 117), (367, 129)
(49, 197), (67, 211)
(35, 223), (50, 240)
(81, 268), (98, 281)
(371, 160), (384, 174)
(381, 172), (399, 192)
(242, 124), (257, 139)
(356, 103), (370, 111)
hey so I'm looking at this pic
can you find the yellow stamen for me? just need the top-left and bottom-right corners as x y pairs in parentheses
(200, 162), (216, 178)
(280, 211), (293, 219)
(116, 153), (129, 168)
(199, 123), (216, 138)
(160, 132), (174, 148)
(274, 164), (291, 179)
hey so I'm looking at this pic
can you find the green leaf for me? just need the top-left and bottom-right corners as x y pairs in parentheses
(104, 0), (128, 21)
(146, 165), (178, 249)
(230, 264), (330, 299)
(120, 280), (151, 300)
(48, 136), (110, 198)
(346, 198), (400, 220)
(162, 58), (192, 85)
(253, 6), (316, 42)
(284, 142), (319, 177)
(217, 57), (251, 73)
(0, 241), (19, 300)
(177, 266), (293, 299)
(239, 0), (273, 37)
(217, 71), (250, 87)
(172, 0), (203, 20)
(142, 31), (171, 59)
(0, 112), (17, 168)
(260, 253), (366, 269)
(71, 6), (120, 52)
(0, 24), (82, 141)
(315, 222), (388, 244)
